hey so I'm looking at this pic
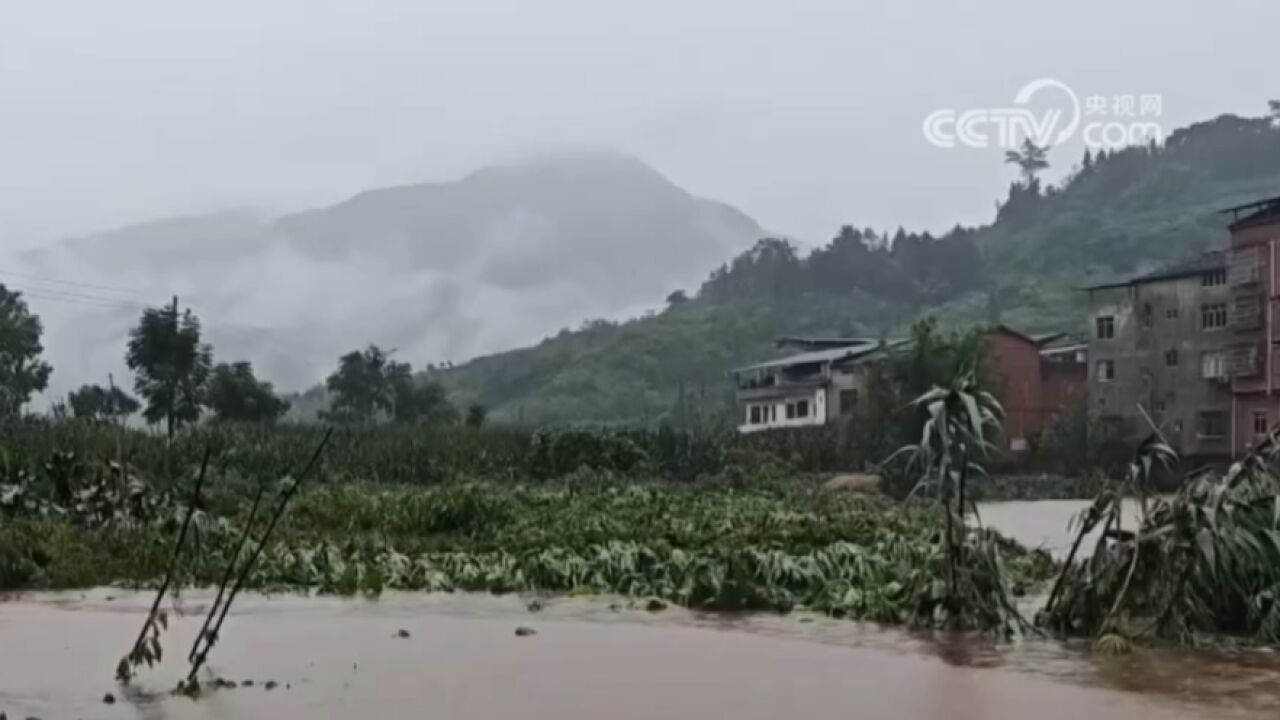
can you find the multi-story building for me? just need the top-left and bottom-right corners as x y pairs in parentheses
(733, 328), (1087, 449)
(1086, 194), (1280, 459)
(732, 337), (892, 434)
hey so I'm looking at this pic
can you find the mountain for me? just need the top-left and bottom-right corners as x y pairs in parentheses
(436, 112), (1280, 424)
(20, 152), (765, 401)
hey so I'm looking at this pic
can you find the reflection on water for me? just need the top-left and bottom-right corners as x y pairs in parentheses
(0, 501), (1277, 720)
(976, 499), (1145, 559)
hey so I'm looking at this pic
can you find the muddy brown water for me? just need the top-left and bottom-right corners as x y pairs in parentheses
(3, 501), (1280, 719)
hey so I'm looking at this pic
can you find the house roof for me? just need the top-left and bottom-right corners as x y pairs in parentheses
(991, 325), (1072, 348)
(1228, 196), (1280, 232)
(774, 336), (882, 350)
(1083, 250), (1225, 291)
(1218, 193), (1280, 216)
(1040, 342), (1087, 357)
(733, 341), (883, 374)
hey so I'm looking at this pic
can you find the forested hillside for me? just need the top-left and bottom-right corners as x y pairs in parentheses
(438, 111), (1280, 424)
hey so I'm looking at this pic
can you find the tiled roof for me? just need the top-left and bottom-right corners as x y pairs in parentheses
(1085, 250), (1224, 290)
(733, 342), (882, 374)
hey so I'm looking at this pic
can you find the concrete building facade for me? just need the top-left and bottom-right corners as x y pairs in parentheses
(1086, 194), (1280, 459)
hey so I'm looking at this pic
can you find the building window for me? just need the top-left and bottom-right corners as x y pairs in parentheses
(1255, 410), (1269, 436)
(1201, 303), (1228, 330)
(1096, 359), (1115, 383)
(1202, 269), (1227, 287)
(1166, 306), (1179, 319)
(1095, 315), (1115, 339)
(1153, 400), (1166, 413)
(839, 389), (858, 416)
(1196, 411), (1227, 439)
(1201, 351), (1226, 380)
(1164, 348), (1179, 367)
(785, 400), (810, 420)
(1142, 304), (1153, 328)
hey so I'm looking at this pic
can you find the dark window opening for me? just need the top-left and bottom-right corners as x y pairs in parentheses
(1201, 303), (1227, 330)
(1255, 410), (1269, 436)
(1197, 411), (1227, 439)
(839, 389), (859, 416)
(1096, 359), (1115, 382)
(1202, 269), (1227, 287)
(1165, 348), (1179, 367)
(1095, 315), (1115, 339)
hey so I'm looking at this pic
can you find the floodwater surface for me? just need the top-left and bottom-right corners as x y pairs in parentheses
(2, 501), (1278, 719)
(976, 499), (1145, 559)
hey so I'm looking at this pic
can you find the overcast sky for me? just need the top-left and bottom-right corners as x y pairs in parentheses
(2, 0), (1277, 250)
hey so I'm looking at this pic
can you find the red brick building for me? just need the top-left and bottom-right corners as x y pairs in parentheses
(986, 326), (1087, 455)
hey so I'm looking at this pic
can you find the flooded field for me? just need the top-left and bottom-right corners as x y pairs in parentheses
(3, 500), (1278, 720)
(975, 499), (1146, 559)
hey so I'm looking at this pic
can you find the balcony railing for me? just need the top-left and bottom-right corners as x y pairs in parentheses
(1230, 247), (1262, 287)
(1231, 291), (1264, 331)
(1227, 342), (1263, 378)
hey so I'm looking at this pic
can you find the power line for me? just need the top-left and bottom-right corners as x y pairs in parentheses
(0, 268), (144, 296)
(18, 288), (142, 311)
(20, 285), (145, 308)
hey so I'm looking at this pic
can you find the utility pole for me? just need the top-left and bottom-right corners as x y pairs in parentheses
(168, 295), (179, 442)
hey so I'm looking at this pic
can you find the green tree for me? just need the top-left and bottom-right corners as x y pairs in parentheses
(1004, 138), (1050, 187)
(323, 345), (394, 424)
(387, 360), (457, 424)
(465, 403), (487, 428)
(68, 384), (140, 422)
(125, 300), (213, 438)
(206, 361), (290, 423)
(0, 284), (53, 417)
(323, 345), (456, 425)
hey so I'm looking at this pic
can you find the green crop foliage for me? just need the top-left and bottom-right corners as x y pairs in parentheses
(0, 417), (1053, 632)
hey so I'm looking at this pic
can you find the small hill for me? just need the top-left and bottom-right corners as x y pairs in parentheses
(438, 113), (1280, 424)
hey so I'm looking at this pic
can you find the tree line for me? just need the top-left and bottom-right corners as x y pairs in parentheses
(0, 290), (480, 434)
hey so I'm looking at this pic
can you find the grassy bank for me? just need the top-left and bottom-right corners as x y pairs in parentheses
(0, 420), (1052, 629)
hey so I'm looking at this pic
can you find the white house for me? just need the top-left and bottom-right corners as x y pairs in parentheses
(732, 338), (893, 434)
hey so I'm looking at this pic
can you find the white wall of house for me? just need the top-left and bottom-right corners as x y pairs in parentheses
(738, 389), (827, 433)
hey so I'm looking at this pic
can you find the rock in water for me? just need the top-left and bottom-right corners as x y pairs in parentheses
(264, 681), (278, 690)
(396, 628), (411, 638)
(645, 597), (668, 612)
(514, 626), (537, 637)
(526, 599), (545, 613)
(102, 692), (116, 704)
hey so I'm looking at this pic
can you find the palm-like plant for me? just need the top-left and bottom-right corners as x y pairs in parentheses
(895, 370), (1004, 623)
(1004, 138), (1051, 186)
